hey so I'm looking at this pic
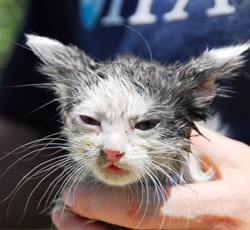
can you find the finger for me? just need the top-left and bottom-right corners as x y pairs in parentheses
(164, 180), (248, 230)
(52, 206), (110, 230)
(61, 183), (214, 229)
(62, 180), (247, 230)
(191, 124), (248, 159)
(190, 126), (222, 179)
(191, 125), (250, 179)
(62, 183), (170, 229)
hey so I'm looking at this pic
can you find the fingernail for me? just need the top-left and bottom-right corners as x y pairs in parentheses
(51, 206), (62, 229)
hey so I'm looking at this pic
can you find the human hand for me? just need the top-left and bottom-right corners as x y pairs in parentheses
(52, 126), (250, 229)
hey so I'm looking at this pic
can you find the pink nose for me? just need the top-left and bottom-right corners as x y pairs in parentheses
(103, 149), (125, 162)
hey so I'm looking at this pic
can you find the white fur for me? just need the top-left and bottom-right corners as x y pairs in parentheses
(74, 77), (154, 124)
(26, 34), (64, 51)
(209, 43), (250, 64)
(68, 76), (158, 185)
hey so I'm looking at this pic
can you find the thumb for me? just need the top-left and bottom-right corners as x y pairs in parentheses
(190, 125), (250, 180)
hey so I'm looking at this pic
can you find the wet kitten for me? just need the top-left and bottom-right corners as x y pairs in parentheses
(26, 35), (248, 227)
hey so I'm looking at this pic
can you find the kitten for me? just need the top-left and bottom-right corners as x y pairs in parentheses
(26, 35), (249, 227)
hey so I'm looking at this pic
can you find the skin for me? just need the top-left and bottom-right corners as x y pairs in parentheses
(51, 125), (250, 230)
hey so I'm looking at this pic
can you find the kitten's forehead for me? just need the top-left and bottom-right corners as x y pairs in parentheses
(73, 75), (153, 122)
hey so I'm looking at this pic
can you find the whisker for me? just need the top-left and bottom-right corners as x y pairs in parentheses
(37, 156), (75, 210)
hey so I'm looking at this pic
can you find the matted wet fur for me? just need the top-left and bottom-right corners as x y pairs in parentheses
(22, 35), (249, 229)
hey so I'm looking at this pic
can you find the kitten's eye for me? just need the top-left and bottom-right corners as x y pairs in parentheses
(80, 115), (100, 126)
(135, 120), (160, 131)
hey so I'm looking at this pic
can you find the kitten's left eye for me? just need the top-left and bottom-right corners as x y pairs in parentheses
(135, 120), (160, 131)
(80, 115), (100, 126)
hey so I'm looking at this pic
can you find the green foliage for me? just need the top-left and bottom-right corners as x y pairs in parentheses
(0, 0), (27, 69)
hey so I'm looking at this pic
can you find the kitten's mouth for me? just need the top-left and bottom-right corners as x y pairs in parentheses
(107, 165), (123, 171)
(102, 163), (127, 174)
(96, 163), (139, 185)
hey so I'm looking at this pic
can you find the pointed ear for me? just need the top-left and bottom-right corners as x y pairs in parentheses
(178, 43), (250, 121)
(26, 35), (99, 112)
(25, 34), (96, 70)
(208, 43), (250, 65)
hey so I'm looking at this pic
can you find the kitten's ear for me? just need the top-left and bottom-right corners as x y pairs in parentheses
(25, 34), (96, 70)
(26, 35), (98, 111)
(179, 43), (250, 121)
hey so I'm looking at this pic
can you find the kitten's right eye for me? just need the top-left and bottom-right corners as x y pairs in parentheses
(80, 115), (100, 126)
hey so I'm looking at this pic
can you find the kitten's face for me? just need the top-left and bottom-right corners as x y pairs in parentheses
(64, 75), (188, 185)
(26, 35), (249, 186)
(68, 77), (154, 185)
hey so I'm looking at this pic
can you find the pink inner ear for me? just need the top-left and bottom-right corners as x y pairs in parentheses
(199, 76), (216, 95)
(191, 76), (217, 105)
(200, 74), (215, 89)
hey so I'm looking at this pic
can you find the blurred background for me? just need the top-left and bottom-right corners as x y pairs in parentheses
(0, 0), (27, 72)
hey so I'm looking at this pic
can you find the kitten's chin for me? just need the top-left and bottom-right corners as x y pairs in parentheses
(93, 167), (139, 186)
